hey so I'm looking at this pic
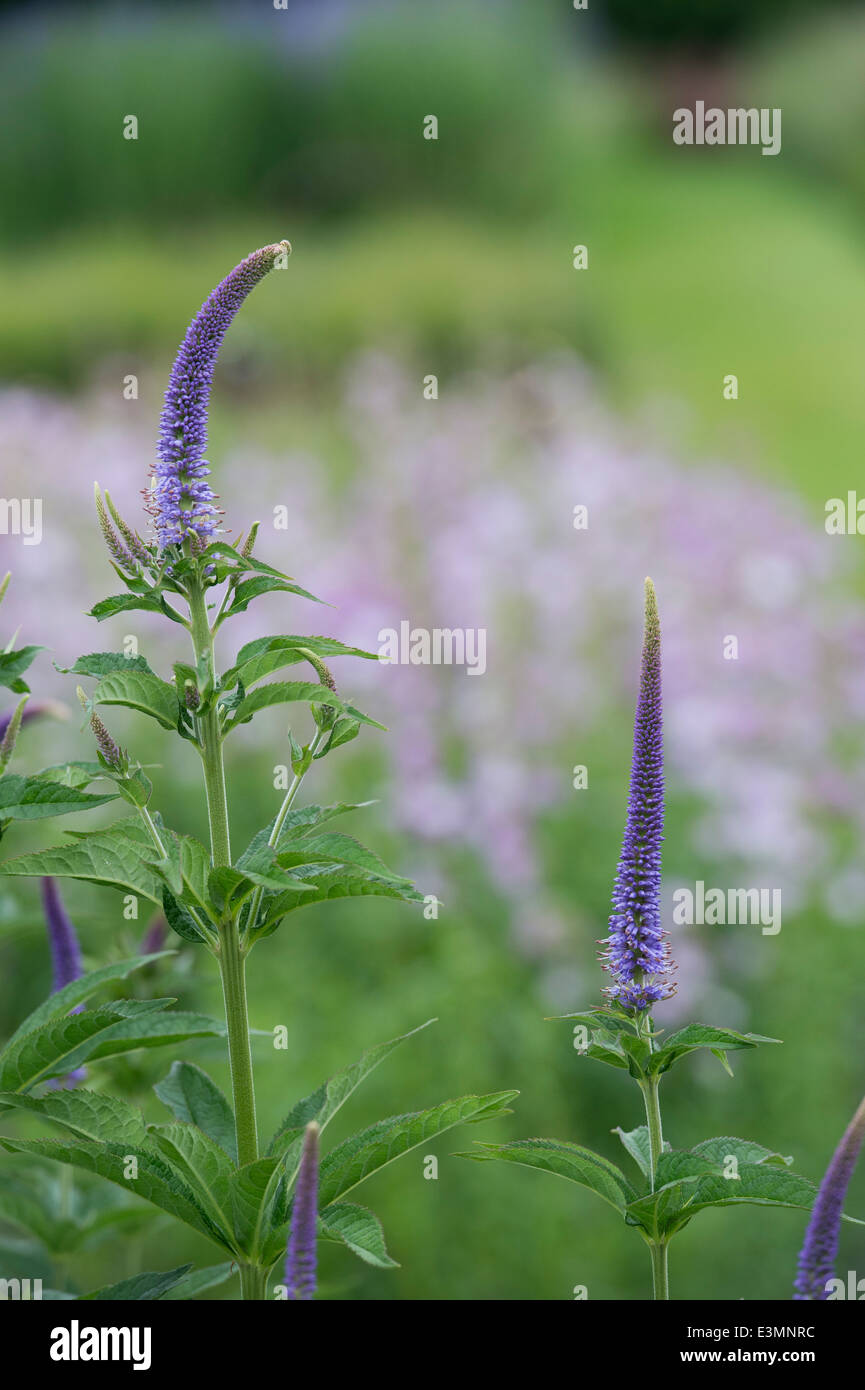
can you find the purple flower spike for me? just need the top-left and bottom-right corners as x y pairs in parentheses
(152, 241), (291, 550)
(140, 914), (168, 956)
(40, 878), (86, 1087)
(41, 877), (83, 995)
(285, 1121), (320, 1301)
(794, 1095), (865, 1299)
(598, 578), (675, 1012)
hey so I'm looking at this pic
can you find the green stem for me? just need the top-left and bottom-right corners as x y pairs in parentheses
(649, 1238), (669, 1300)
(244, 725), (326, 941)
(187, 575), (261, 1281)
(239, 1263), (268, 1301)
(641, 1072), (664, 1190)
(217, 919), (258, 1168)
(638, 1014), (670, 1300)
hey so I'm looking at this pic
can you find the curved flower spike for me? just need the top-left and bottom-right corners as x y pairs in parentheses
(794, 1094), (865, 1299)
(151, 241), (291, 550)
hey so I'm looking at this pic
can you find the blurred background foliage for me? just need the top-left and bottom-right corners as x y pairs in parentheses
(1, 0), (865, 1300)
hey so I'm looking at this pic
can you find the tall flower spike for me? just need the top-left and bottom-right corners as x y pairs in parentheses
(598, 578), (674, 1011)
(285, 1121), (320, 1301)
(41, 877), (83, 995)
(152, 241), (291, 551)
(41, 878), (86, 1087)
(793, 1094), (865, 1299)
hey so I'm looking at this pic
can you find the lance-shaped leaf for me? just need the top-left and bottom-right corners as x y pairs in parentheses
(0, 644), (43, 693)
(456, 1137), (636, 1213)
(275, 832), (411, 883)
(0, 1089), (148, 1147)
(2, 952), (173, 1050)
(222, 575), (324, 618)
(92, 669), (180, 731)
(229, 1156), (283, 1262)
(614, 1125), (654, 1179)
(224, 681), (384, 732)
(0, 1000), (171, 1092)
(647, 1023), (781, 1076)
(319, 1203), (398, 1269)
(80, 1010), (226, 1065)
(79, 1264), (193, 1301)
(148, 1124), (238, 1250)
(154, 1062), (237, 1163)
(160, 1262), (236, 1301)
(0, 824), (165, 903)
(0, 774), (118, 821)
(0, 1136), (228, 1248)
(33, 761), (105, 790)
(267, 1020), (437, 1161)
(317, 1092), (519, 1208)
(57, 652), (157, 680)
(221, 635), (378, 691)
(88, 592), (183, 624)
(692, 1136), (794, 1169)
(625, 1163), (819, 1240)
(238, 801), (376, 866)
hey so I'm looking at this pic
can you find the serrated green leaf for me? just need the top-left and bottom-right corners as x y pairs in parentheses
(648, 1023), (781, 1076)
(149, 1124), (237, 1247)
(57, 652), (157, 679)
(0, 1089), (147, 1146)
(614, 1125), (652, 1178)
(160, 1262), (236, 1300)
(228, 1157), (283, 1262)
(223, 576), (324, 618)
(225, 681), (383, 733)
(222, 635), (377, 692)
(276, 832), (410, 883)
(3, 952), (173, 1049)
(161, 887), (206, 944)
(81, 1010), (226, 1064)
(267, 1020), (436, 1161)
(0, 774), (118, 821)
(0, 824), (165, 903)
(457, 1137), (635, 1213)
(318, 1092), (518, 1208)
(154, 1062), (237, 1163)
(625, 1163), (818, 1239)
(0, 1001), (170, 1092)
(319, 1203), (399, 1269)
(237, 801), (376, 867)
(692, 1136), (794, 1168)
(0, 645), (43, 692)
(253, 864), (424, 936)
(33, 761), (105, 790)
(88, 592), (172, 622)
(81, 1264), (193, 1301)
(0, 1136), (227, 1248)
(93, 670), (180, 731)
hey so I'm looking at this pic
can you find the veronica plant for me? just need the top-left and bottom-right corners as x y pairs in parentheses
(0, 244), (516, 1300)
(456, 579), (846, 1299)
